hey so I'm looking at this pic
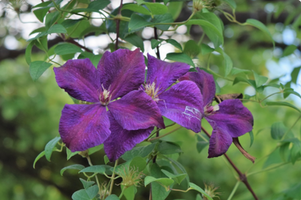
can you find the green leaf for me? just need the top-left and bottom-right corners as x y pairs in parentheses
(72, 185), (99, 200)
(230, 67), (250, 75)
(249, 131), (254, 147)
(223, 0), (236, 9)
(66, 148), (79, 160)
(54, 43), (83, 55)
(88, 144), (103, 155)
(283, 88), (301, 99)
(151, 182), (171, 200)
(283, 45), (297, 57)
(262, 148), (282, 168)
(168, 1), (183, 20)
(78, 52), (102, 68)
(60, 164), (85, 176)
(266, 101), (301, 113)
(33, 7), (50, 22)
(189, 182), (213, 200)
(129, 156), (146, 172)
(161, 169), (187, 185)
(122, 3), (151, 15)
(157, 141), (182, 155)
(144, 176), (174, 187)
(128, 14), (152, 31)
(47, 24), (67, 34)
(144, 3), (168, 15)
(244, 19), (275, 47)
(291, 66), (301, 84)
(165, 53), (194, 67)
(186, 19), (223, 48)
(253, 71), (268, 87)
(233, 77), (257, 88)
(45, 11), (60, 28)
(196, 134), (209, 153)
(200, 43), (214, 55)
(151, 39), (162, 49)
(33, 151), (45, 169)
(122, 143), (156, 161)
(153, 13), (173, 31)
(105, 194), (120, 200)
(61, 19), (83, 29)
(44, 137), (60, 161)
(184, 40), (201, 57)
(80, 178), (95, 190)
(123, 185), (137, 200)
(271, 122), (287, 140)
(124, 33), (145, 52)
(79, 165), (107, 174)
(104, 155), (110, 164)
(223, 52), (233, 76)
(292, 14), (301, 31)
(87, 0), (110, 12)
(25, 41), (35, 65)
(29, 61), (52, 81)
(166, 39), (182, 51)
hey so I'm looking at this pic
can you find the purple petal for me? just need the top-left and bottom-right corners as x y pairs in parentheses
(97, 49), (145, 99)
(59, 104), (110, 151)
(104, 113), (153, 161)
(179, 68), (215, 106)
(205, 99), (253, 138)
(54, 59), (100, 102)
(208, 125), (233, 158)
(146, 54), (190, 92)
(108, 90), (165, 130)
(157, 81), (203, 133)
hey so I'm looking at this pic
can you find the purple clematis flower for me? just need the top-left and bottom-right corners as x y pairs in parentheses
(104, 54), (204, 161)
(143, 54), (204, 132)
(54, 49), (164, 159)
(179, 68), (253, 158)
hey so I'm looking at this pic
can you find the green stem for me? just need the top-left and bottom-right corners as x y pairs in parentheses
(259, 91), (282, 103)
(227, 181), (240, 200)
(148, 126), (182, 142)
(247, 162), (288, 177)
(87, 156), (101, 192)
(109, 159), (119, 195)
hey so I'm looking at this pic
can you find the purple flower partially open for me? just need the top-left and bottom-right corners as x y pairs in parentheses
(143, 54), (204, 133)
(180, 69), (253, 158)
(54, 49), (164, 159)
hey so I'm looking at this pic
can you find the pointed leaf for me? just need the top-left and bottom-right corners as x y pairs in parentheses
(189, 182), (213, 200)
(33, 151), (45, 169)
(44, 136), (60, 161)
(61, 164), (85, 176)
(165, 53), (194, 67)
(244, 19), (275, 47)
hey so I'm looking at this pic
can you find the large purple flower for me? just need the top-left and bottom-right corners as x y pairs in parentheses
(180, 68), (253, 158)
(104, 54), (204, 161)
(144, 54), (204, 132)
(54, 49), (164, 157)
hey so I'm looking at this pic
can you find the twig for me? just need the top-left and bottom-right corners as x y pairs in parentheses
(115, 0), (123, 50)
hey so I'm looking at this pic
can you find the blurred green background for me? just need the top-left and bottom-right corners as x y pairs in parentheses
(0, 0), (301, 199)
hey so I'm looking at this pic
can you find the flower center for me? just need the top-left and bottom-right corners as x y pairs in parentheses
(204, 104), (219, 116)
(144, 82), (160, 102)
(99, 85), (112, 106)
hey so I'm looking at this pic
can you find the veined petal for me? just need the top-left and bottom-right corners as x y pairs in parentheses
(59, 104), (110, 151)
(208, 125), (233, 158)
(205, 99), (253, 138)
(157, 81), (203, 133)
(104, 113), (153, 161)
(54, 59), (100, 102)
(179, 68), (215, 106)
(146, 54), (190, 92)
(97, 49), (145, 99)
(108, 90), (165, 130)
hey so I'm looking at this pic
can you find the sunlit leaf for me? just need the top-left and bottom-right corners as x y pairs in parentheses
(166, 53), (194, 67)
(30, 61), (52, 81)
